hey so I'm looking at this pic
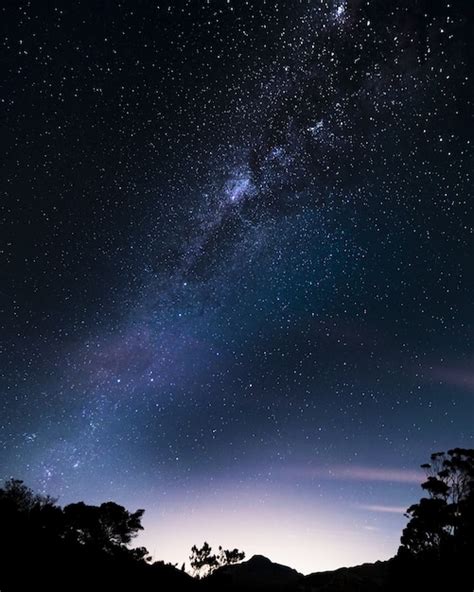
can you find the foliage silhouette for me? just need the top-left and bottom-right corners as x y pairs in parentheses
(400, 448), (474, 555)
(189, 541), (218, 578)
(218, 545), (246, 566)
(1, 449), (472, 591)
(0, 478), (187, 592)
(189, 541), (245, 578)
(391, 448), (474, 592)
(63, 500), (145, 552)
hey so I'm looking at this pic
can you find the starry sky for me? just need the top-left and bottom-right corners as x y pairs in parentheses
(1, 0), (473, 574)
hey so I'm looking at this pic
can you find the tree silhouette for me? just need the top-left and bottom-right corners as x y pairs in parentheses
(399, 448), (474, 557)
(0, 479), (154, 592)
(189, 541), (245, 578)
(63, 500), (145, 553)
(189, 541), (218, 578)
(0, 478), (63, 547)
(217, 545), (245, 566)
(0, 478), (57, 511)
(394, 448), (474, 591)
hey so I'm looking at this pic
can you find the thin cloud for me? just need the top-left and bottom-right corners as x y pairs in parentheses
(359, 504), (408, 514)
(329, 466), (423, 484)
(431, 366), (474, 391)
(286, 465), (423, 484)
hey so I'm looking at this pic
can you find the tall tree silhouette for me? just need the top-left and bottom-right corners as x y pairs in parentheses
(394, 448), (474, 591)
(399, 448), (474, 556)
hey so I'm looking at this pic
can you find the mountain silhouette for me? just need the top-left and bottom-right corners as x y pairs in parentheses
(302, 560), (391, 591)
(204, 554), (392, 592)
(206, 554), (302, 591)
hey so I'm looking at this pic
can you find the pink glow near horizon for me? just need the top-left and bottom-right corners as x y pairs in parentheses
(134, 483), (407, 575)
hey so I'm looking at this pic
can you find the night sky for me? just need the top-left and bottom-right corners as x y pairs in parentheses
(1, 0), (473, 574)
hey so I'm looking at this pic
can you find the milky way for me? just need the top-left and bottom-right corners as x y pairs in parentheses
(1, 0), (472, 573)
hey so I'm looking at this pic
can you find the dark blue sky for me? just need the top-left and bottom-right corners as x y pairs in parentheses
(1, 0), (472, 573)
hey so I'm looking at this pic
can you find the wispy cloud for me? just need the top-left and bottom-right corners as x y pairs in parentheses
(286, 465), (423, 484)
(359, 504), (407, 514)
(431, 365), (474, 391)
(329, 466), (423, 484)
